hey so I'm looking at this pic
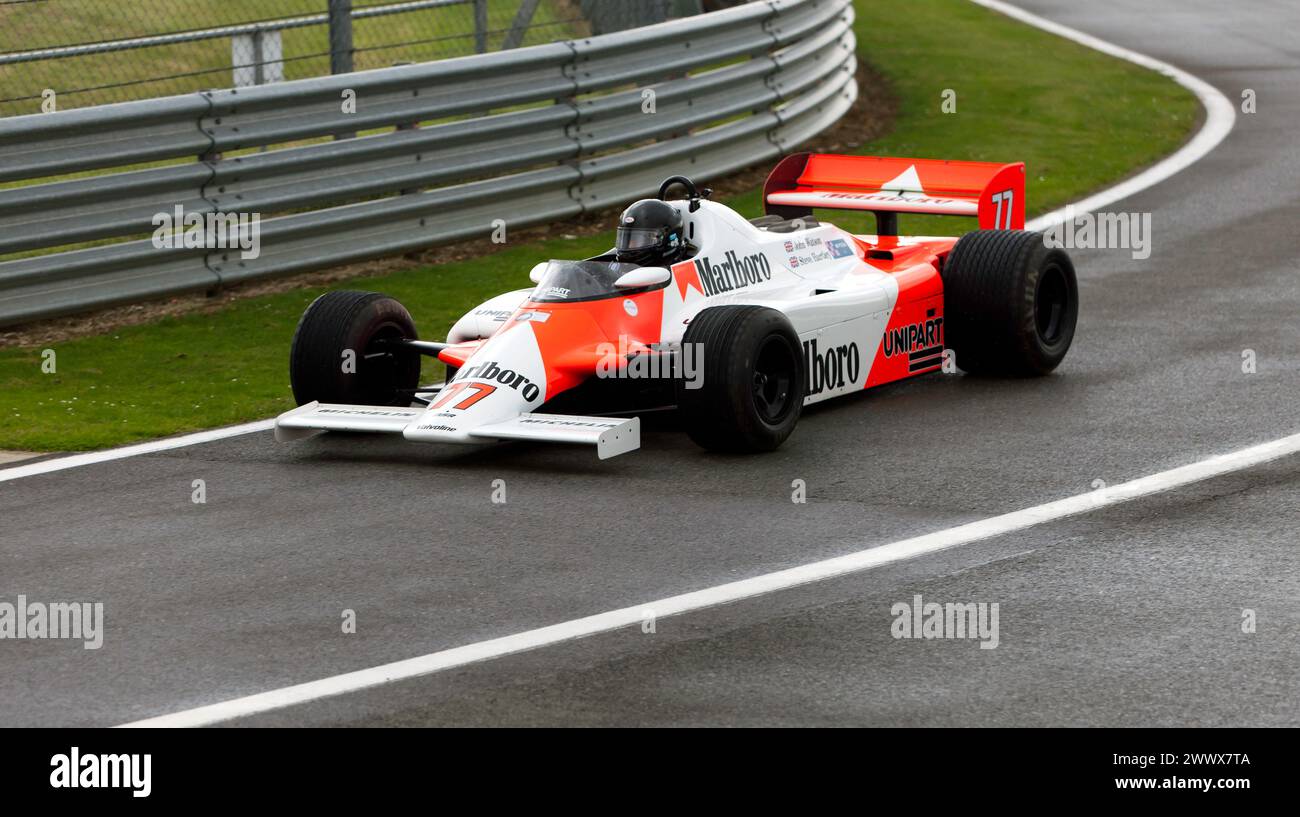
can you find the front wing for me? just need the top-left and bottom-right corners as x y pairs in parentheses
(275, 401), (640, 459)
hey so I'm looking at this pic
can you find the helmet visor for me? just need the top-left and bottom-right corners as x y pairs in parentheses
(616, 226), (666, 252)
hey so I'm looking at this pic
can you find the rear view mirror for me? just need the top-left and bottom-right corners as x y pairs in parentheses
(529, 262), (548, 284)
(613, 266), (671, 289)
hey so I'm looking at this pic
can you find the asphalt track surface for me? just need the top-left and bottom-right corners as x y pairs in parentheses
(2, 0), (1297, 727)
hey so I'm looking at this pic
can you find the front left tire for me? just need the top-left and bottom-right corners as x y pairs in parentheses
(677, 305), (805, 453)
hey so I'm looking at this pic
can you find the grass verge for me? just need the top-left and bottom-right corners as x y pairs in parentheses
(0, 0), (1198, 451)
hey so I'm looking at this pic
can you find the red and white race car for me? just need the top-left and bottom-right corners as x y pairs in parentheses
(276, 153), (1078, 458)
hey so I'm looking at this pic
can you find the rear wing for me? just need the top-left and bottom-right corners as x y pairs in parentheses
(763, 153), (1025, 235)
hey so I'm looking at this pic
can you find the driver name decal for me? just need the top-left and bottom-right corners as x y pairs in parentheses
(692, 250), (771, 296)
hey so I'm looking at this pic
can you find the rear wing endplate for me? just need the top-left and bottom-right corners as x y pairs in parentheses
(763, 153), (1025, 234)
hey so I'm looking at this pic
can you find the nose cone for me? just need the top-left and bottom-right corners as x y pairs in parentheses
(405, 295), (663, 445)
(520, 306), (610, 396)
(523, 294), (667, 393)
(404, 318), (549, 443)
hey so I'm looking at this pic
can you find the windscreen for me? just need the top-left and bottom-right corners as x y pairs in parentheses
(530, 260), (647, 303)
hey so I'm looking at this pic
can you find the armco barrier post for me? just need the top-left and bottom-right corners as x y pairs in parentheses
(328, 0), (354, 74)
(475, 0), (489, 53)
(329, 0), (355, 139)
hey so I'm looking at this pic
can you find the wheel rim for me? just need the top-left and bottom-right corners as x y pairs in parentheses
(752, 335), (797, 424)
(1034, 262), (1069, 345)
(360, 322), (412, 403)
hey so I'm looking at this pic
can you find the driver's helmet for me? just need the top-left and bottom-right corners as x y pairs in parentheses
(615, 199), (685, 266)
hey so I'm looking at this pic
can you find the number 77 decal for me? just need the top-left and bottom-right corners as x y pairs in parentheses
(991, 189), (1016, 230)
(429, 381), (497, 410)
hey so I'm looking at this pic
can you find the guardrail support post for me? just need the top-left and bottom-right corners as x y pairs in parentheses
(329, 0), (354, 75)
(474, 0), (489, 53)
(330, 0), (356, 140)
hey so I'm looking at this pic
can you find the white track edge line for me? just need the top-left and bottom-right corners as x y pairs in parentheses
(120, 430), (1300, 727)
(0, 420), (275, 483)
(968, 0), (1237, 231)
(1, 4), (1236, 486)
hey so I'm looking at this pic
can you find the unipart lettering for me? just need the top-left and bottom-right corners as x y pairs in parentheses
(692, 250), (772, 297)
(804, 338), (861, 395)
(454, 360), (541, 402)
(882, 317), (944, 357)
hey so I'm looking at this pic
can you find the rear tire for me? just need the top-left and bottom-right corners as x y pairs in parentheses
(941, 229), (1078, 376)
(677, 305), (804, 453)
(290, 291), (421, 406)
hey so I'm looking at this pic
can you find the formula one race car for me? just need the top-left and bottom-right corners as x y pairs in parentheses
(276, 153), (1078, 458)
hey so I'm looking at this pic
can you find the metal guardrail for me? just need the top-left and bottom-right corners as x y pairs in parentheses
(0, 0), (856, 327)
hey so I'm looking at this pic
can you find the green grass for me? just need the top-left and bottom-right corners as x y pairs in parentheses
(0, 0), (1198, 451)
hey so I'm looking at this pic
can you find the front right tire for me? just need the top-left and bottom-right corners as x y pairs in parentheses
(289, 290), (421, 406)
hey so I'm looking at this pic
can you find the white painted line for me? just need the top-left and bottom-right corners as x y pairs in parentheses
(969, 0), (1237, 232)
(120, 430), (1300, 727)
(0, 420), (276, 483)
